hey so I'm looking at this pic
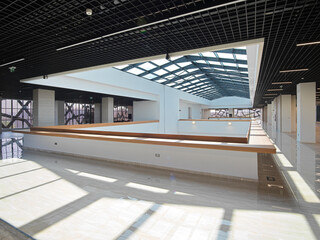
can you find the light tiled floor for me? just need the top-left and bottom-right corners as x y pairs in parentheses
(0, 127), (320, 240)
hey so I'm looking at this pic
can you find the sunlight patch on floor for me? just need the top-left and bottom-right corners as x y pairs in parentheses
(230, 210), (316, 240)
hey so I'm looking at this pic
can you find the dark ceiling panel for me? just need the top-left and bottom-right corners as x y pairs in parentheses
(0, 0), (320, 106)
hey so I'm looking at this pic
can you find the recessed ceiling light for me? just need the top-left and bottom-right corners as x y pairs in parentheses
(264, 93), (277, 96)
(0, 58), (25, 67)
(297, 41), (320, 47)
(279, 69), (308, 73)
(267, 89), (283, 91)
(272, 82), (292, 85)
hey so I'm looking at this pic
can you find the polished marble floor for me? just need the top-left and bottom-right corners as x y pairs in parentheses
(0, 127), (319, 239)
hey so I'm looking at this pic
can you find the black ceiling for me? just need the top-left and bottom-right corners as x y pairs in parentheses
(1, 0), (320, 106)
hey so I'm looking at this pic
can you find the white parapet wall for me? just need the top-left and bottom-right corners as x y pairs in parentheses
(23, 134), (258, 180)
(178, 120), (250, 137)
(82, 122), (159, 133)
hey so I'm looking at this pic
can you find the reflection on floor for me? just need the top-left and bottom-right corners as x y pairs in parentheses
(0, 132), (24, 160)
(0, 126), (320, 239)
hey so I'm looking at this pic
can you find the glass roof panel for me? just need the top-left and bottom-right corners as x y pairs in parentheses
(223, 62), (237, 67)
(217, 52), (234, 59)
(195, 60), (207, 64)
(177, 62), (192, 67)
(114, 64), (129, 69)
(165, 64), (179, 71)
(156, 79), (167, 83)
(165, 74), (175, 79)
(238, 64), (248, 68)
(202, 52), (215, 57)
(127, 67), (144, 75)
(139, 62), (157, 70)
(209, 61), (221, 65)
(167, 83), (176, 86)
(154, 69), (168, 76)
(236, 54), (247, 60)
(152, 59), (169, 66)
(144, 73), (157, 79)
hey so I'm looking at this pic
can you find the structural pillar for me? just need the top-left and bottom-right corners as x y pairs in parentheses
(94, 103), (101, 123)
(280, 95), (292, 132)
(33, 89), (55, 127)
(297, 82), (316, 143)
(267, 103), (272, 129)
(0, 96), (2, 133)
(263, 105), (268, 129)
(291, 95), (297, 132)
(55, 100), (64, 125)
(101, 97), (114, 123)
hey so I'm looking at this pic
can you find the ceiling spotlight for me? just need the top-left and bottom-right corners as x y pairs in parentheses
(192, 121), (196, 125)
(86, 8), (93, 16)
(279, 69), (308, 73)
(166, 52), (170, 60)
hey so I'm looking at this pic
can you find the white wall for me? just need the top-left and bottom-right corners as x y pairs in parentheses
(55, 100), (64, 126)
(280, 95), (292, 132)
(83, 122), (159, 133)
(178, 121), (250, 137)
(291, 95), (297, 132)
(24, 134), (258, 180)
(267, 103), (272, 128)
(179, 100), (202, 119)
(33, 89), (55, 127)
(101, 97), (114, 123)
(133, 101), (160, 122)
(208, 96), (252, 108)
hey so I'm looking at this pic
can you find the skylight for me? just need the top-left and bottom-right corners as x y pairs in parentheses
(113, 47), (249, 100)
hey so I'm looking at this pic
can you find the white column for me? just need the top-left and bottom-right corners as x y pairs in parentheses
(271, 100), (277, 132)
(201, 109), (210, 119)
(228, 108), (233, 117)
(297, 82), (316, 143)
(101, 97), (114, 123)
(94, 103), (101, 123)
(33, 89), (55, 127)
(267, 103), (272, 129)
(0, 96), (2, 133)
(55, 100), (64, 125)
(291, 95), (297, 132)
(280, 95), (292, 132)
(276, 96), (281, 132)
(263, 105), (268, 129)
(160, 86), (179, 134)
